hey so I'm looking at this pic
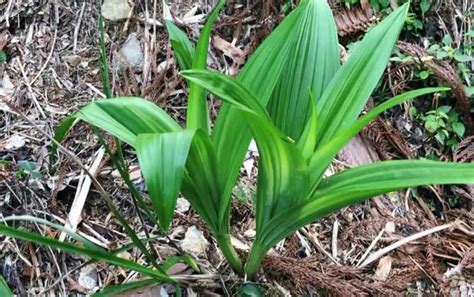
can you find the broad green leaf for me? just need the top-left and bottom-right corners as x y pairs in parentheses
(181, 70), (271, 121)
(54, 98), (181, 148)
(186, 0), (225, 132)
(0, 276), (13, 297)
(316, 3), (410, 147)
(453, 122), (465, 138)
(165, 21), (195, 70)
(182, 69), (309, 231)
(178, 128), (244, 272)
(262, 160), (474, 248)
(420, 0), (431, 13)
(309, 87), (449, 186)
(181, 130), (222, 232)
(268, 0), (340, 141)
(442, 34), (453, 46)
(93, 279), (157, 297)
(453, 53), (473, 63)
(297, 91), (318, 160)
(53, 108), (171, 272)
(136, 130), (195, 232)
(250, 114), (309, 230)
(0, 224), (173, 282)
(212, 3), (306, 225)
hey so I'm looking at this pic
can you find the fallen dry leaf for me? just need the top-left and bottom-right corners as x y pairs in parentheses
(212, 35), (246, 65)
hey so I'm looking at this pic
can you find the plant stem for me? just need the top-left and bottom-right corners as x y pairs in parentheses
(244, 242), (267, 279)
(216, 233), (243, 275)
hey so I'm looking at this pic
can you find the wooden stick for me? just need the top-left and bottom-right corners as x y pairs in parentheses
(359, 222), (457, 268)
(59, 148), (105, 241)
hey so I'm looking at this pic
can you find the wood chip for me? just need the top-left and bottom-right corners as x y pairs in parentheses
(374, 256), (392, 281)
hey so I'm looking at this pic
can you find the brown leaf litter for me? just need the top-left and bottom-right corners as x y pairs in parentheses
(1, 1), (473, 296)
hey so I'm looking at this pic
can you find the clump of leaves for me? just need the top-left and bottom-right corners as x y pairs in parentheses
(1, 0), (473, 295)
(411, 105), (466, 150)
(429, 34), (473, 63)
(15, 161), (42, 180)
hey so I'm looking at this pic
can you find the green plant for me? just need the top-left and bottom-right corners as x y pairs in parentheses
(281, 0), (294, 14)
(0, 276), (13, 297)
(413, 105), (466, 150)
(16, 161), (42, 180)
(368, 0), (390, 11)
(1, 0), (473, 294)
(428, 34), (473, 63)
(0, 276), (12, 297)
(404, 12), (423, 31)
(0, 51), (6, 63)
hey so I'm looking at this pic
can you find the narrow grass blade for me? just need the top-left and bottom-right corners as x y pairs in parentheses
(50, 116), (77, 169)
(98, 16), (112, 98)
(0, 224), (173, 282)
(136, 130), (195, 232)
(162, 255), (200, 272)
(93, 279), (157, 297)
(186, 0), (225, 132)
(1, 216), (104, 252)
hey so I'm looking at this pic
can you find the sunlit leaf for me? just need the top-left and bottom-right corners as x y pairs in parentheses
(186, 0), (225, 132)
(136, 130), (195, 231)
(316, 3), (410, 147)
(165, 21), (195, 71)
(268, 0), (339, 141)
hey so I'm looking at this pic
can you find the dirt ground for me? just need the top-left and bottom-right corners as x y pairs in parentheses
(1, 0), (473, 296)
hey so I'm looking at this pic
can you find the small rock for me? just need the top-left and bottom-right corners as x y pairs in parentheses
(176, 198), (190, 213)
(115, 33), (144, 71)
(4, 135), (26, 150)
(101, 0), (132, 21)
(244, 229), (256, 238)
(0, 73), (14, 97)
(385, 221), (395, 233)
(78, 264), (98, 292)
(181, 226), (209, 257)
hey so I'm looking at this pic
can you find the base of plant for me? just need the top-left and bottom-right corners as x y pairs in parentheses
(244, 243), (267, 280)
(216, 233), (244, 275)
